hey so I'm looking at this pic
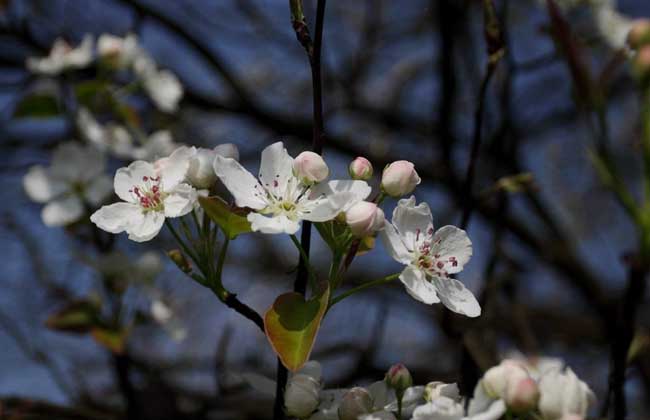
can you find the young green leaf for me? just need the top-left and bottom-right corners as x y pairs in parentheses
(199, 196), (252, 239)
(45, 299), (102, 333)
(264, 285), (329, 371)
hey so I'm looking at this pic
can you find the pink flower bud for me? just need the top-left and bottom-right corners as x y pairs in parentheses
(349, 157), (373, 180)
(345, 201), (385, 237)
(627, 19), (650, 50)
(482, 359), (530, 399)
(338, 387), (373, 420)
(505, 377), (540, 414)
(293, 151), (329, 185)
(381, 161), (421, 197)
(385, 363), (413, 394)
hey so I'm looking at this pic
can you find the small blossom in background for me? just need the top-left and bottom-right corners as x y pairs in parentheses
(214, 141), (371, 235)
(90, 148), (197, 242)
(23, 142), (113, 227)
(349, 156), (373, 180)
(381, 160), (421, 198)
(345, 201), (385, 237)
(97, 33), (139, 68)
(179, 143), (240, 189)
(134, 53), (183, 112)
(380, 196), (480, 317)
(338, 387), (373, 420)
(26, 34), (94, 75)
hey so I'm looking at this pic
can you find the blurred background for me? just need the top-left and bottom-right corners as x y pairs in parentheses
(1, 0), (650, 419)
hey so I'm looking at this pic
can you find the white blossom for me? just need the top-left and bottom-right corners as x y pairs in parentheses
(90, 148), (197, 242)
(380, 196), (480, 317)
(412, 396), (464, 420)
(97, 33), (139, 67)
(23, 142), (112, 226)
(213, 141), (371, 235)
(285, 361), (323, 419)
(538, 368), (595, 420)
(26, 35), (94, 75)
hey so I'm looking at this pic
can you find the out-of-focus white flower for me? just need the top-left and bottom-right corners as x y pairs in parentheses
(97, 33), (139, 67)
(467, 383), (507, 420)
(285, 361), (322, 419)
(505, 377), (539, 414)
(349, 156), (374, 180)
(90, 250), (163, 282)
(213, 142), (371, 235)
(482, 360), (530, 399)
(26, 35), (94, 75)
(358, 411), (397, 420)
(77, 108), (136, 159)
(338, 387), (373, 420)
(293, 151), (329, 185)
(381, 160), (421, 197)
(412, 396), (464, 420)
(144, 70), (183, 112)
(90, 150), (197, 242)
(213, 143), (240, 161)
(504, 351), (564, 381)
(594, 5), (634, 50)
(24, 142), (112, 226)
(345, 201), (385, 237)
(538, 368), (595, 420)
(380, 196), (480, 316)
(423, 382), (460, 403)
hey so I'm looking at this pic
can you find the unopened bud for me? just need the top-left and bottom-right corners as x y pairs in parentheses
(167, 249), (191, 273)
(188, 148), (218, 189)
(381, 161), (421, 197)
(284, 373), (320, 418)
(293, 151), (329, 185)
(345, 201), (385, 237)
(338, 387), (373, 420)
(385, 363), (413, 395)
(627, 19), (650, 50)
(505, 377), (540, 414)
(349, 157), (373, 180)
(482, 359), (529, 399)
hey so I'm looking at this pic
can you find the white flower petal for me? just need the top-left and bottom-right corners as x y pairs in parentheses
(465, 399), (506, 420)
(51, 142), (105, 183)
(430, 276), (481, 317)
(91, 202), (143, 234)
(23, 166), (68, 203)
(258, 142), (294, 195)
(400, 266), (440, 304)
(144, 69), (183, 112)
(163, 183), (197, 217)
(467, 381), (494, 416)
(380, 221), (412, 265)
(213, 154), (267, 210)
(303, 180), (372, 222)
(248, 213), (300, 235)
(161, 146), (192, 191)
(392, 196), (433, 251)
(42, 196), (84, 226)
(114, 161), (157, 203)
(85, 175), (113, 206)
(127, 211), (165, 242)
(431, 226), (472, 275)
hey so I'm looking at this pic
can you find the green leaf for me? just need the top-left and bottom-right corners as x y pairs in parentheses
(199, 196), (252, 239)
(14, 94), (59, 118)
(264, 285), (329, 371)
(45, 299), (101, 333)
(91, 327), (128, 354)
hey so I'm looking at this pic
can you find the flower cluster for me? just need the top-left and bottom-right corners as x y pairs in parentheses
(283, 357), (595, 420)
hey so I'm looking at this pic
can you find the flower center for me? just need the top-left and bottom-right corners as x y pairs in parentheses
(130, 176), (166, 212)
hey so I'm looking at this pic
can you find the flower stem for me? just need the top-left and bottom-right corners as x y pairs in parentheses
(165, 219), (200, 268)
(289, 234), (318, 292)
(328, 273), (400, 309)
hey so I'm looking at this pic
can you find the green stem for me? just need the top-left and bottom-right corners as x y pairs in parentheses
(215, 237), (230, 289)
(328, 273), (400, 308)
(289, 234), (318, 291)
(165, 220), (200, 267)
